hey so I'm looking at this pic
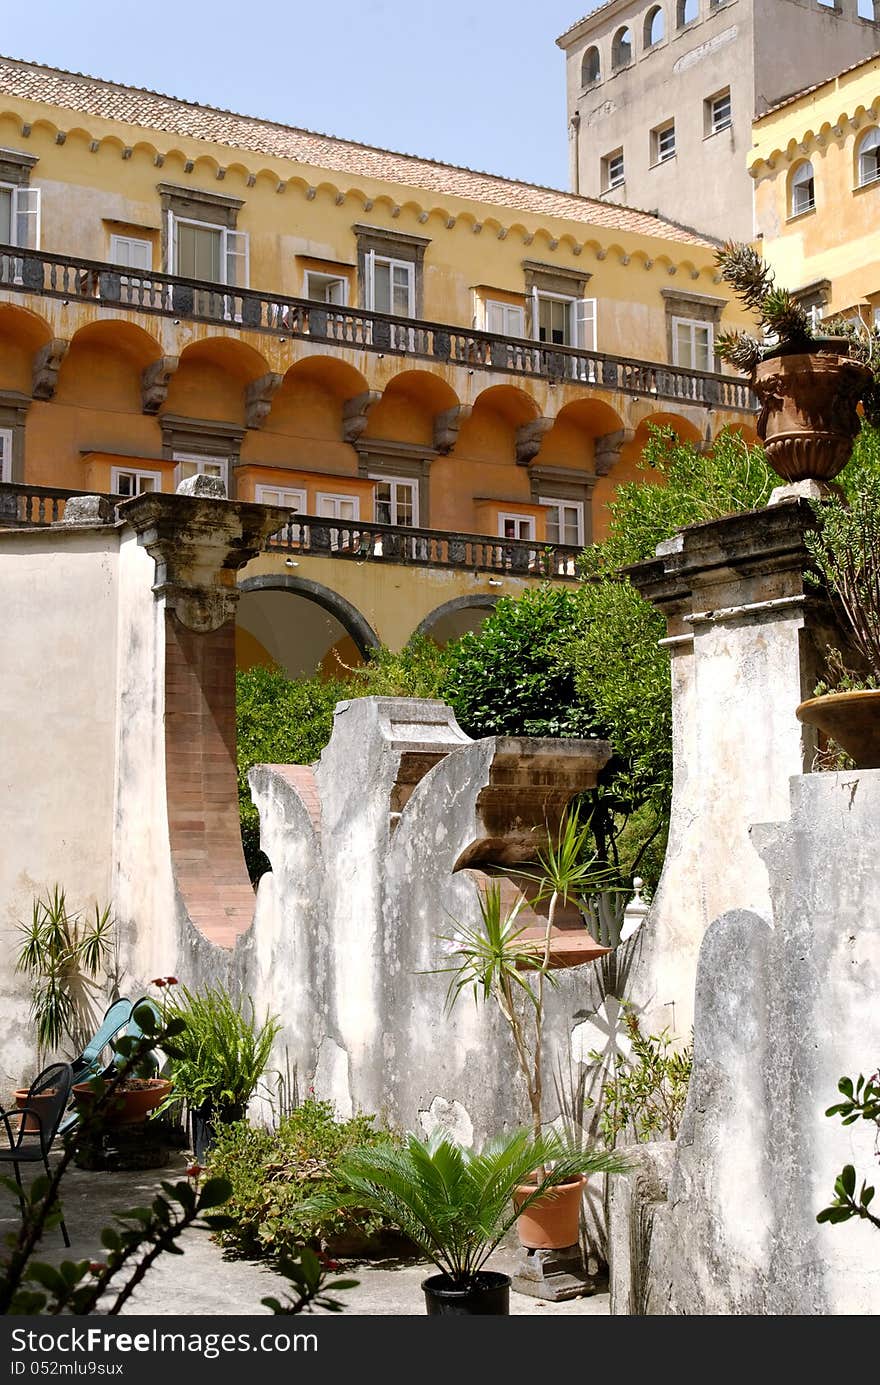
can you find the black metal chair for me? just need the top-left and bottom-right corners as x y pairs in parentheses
(0, 1062), (73, 1247)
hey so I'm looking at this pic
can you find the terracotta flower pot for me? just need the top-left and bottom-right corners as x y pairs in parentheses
(753, 352), (871, 483)
(513, 1174), (587, 1250)
(72, 1077), (171, 1126)
(797, 689), (880, 769)
(13, 1088), (58, 1136)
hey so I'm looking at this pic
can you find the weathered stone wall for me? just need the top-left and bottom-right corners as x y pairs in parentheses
(609, 770), (880, 1315)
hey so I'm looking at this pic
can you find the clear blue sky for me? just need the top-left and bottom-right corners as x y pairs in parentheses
(1, 1), (601, 190)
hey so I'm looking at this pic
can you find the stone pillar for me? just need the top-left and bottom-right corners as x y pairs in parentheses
(626, 499), (844, 1037)
(115, 486), (288, 954)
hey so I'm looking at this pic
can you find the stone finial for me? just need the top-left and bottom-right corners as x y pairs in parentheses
(244, 372), (284, 430)
(342, 390), (382, 445)
(141, 356), (179, 414)
(176, 473), (228, 499)
(621, 877), (650, 942)
(32, 339), (70, 400)
(55, 494), (113, 527)
(433, 404), (472, 455)
(515, 417), (554, 467)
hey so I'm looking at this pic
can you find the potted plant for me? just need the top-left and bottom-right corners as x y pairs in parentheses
(71, 1074), (172, 1126)
(435, 811), (619, 1250)
(715, 243), (874, 484)
(14, 886), (115, 1128)
(304, 1128), (627, 1315)
(156, 983), (280, 1159)
(796, 473), (880, 767)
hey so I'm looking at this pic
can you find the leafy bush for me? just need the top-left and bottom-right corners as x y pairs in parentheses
(817, 1070), (880, 1232)
(208, 1098), (399, 1259)
(443, 585), (604, 741)
(590, 1010), (693, 1145)
(161, 985), (280, 1114)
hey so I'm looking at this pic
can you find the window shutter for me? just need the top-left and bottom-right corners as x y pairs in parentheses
(507, 304), (526, 338)
(364, 249), (375, 310)
(166, 210), (177, 274)
(575, 298), (597, 351)
(223, 229), (249, 288)
(12, 187), (40, 250)
(486, 301), (504, 334)
(531, 285), (541, 340)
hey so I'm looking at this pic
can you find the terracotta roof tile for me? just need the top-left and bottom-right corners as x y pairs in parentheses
(0, 55), (714, 248)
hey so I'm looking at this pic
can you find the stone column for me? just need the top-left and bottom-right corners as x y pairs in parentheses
(626, 498), (843, 1038)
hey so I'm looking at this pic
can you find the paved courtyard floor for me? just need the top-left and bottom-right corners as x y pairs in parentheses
(2, 1158), (610, 1318)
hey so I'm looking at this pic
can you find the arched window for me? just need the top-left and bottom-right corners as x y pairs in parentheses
(790, 160), (816, 216)
(612, 26), (634, 69)
(677, 0), (699, 24)
(857, 127), (880, 187)
(644, 5), (666, 45)
(581, 46), (601, 87)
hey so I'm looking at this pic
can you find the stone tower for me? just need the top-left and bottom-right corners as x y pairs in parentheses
(557, 0), (880, 240)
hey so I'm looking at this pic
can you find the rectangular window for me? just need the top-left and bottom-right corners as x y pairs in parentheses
(372, 476), (418, 528)
(706, 89), (732, 135)
(485, 300), (527, 337)
(532, 292), (597, 378)
(304, 272), (348, 306)
(172, 453), (229, 489)
(498, 514), (536, 541)
(539, 498), (585, 548)
(365, 254), (414, 316)
(602, 149), (625, 190)
(255, 485), (307, 510)
(672, 317), (714, 371)
(111, 467), (162, 497)
(316, 493), (360, 522)
(0, 184), (40, 249)
(857, 0), (875, 17)
(652, 122), (676, 164)
(0, 426), (12, 482)
(110, 235), (153, 306)
(168, 215), (249, 318)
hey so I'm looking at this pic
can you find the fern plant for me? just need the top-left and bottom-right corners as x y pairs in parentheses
(158, 985), (280, 1114)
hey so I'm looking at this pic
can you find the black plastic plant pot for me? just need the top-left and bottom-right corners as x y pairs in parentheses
(190, 1100), (246, 1161)
(421, 1271), (511, 1316)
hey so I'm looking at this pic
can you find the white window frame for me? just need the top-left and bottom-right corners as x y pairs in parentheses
(0, 426), (13, 483)
(652, 122), (676, 165)
(364, 251), (415, 316)
(532, 290), (597, 379)
(172, 452), (229, 489)
(498, 513), (536, 541)
(707, 90), (732, 136)
(603, 149), (625, 191)
(109, 234), (153, 305)
(483, 299), (527, 338)
(672, 316), (715, 371)
(304, 271), (348, 306)
(371, 474), (419, 529)
(316, 492), (360, 521)
(790, 161), (816, 217)
(539, 497), (585, 549)
(0, 183), (41, 249)
(111, 466), (163, 497)
(857, 127), (880, 187)
(254, 484), (307, 510)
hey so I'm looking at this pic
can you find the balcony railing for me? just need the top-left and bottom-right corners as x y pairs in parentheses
(0, 245), (756, 412)
(0, 482), (583, 580)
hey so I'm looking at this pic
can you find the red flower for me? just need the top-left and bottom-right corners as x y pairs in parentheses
(166, 976), (179, 985)
(186, 1162), (204, 1179)
(151, 978), (167, 988)
(89, 1262), (108, 1275)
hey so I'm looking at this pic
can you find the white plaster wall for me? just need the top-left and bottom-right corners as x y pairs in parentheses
(0, 528), (119, 1087)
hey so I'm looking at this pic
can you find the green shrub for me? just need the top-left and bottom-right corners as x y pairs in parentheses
(207, 1098), (399, 1258)
(161, 985), (280, 1114)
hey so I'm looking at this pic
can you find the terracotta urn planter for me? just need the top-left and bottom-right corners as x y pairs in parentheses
(72, 1077), (171, 1126)
(513, 1173), (587, 1250)
(753, 351), (871, 483)
(13, 1087), (59, 1136)
(796, 690), (880, 769)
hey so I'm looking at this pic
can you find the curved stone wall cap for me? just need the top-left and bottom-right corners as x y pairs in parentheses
(54, 494), (114, 527)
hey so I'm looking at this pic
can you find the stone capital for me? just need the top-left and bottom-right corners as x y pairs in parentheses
(515, 417), (554, 467)
(32, 338), (70, 400)
(141, 356), (179, 414)
(245, 372), (284, 429)
(433, 404), (472, 455)
(594, 427), (635, 477)
(119, 492), (289, 632)
(342, 390), (382, 445)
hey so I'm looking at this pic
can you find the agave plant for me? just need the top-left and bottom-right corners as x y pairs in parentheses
(306, 1129), (629, 1288)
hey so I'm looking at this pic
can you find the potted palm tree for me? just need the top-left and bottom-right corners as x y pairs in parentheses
(797, 473), (880, 767)
(307, 1129), (628, 1315)
(715, 243), (874, 484)
(436, 811), (618, 1250)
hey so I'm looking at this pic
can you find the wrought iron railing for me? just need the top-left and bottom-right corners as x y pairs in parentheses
(0, 245), (756, 411)
(0, 483), (582, 579)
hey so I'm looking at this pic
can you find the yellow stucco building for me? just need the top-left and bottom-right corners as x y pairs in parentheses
(751, 52), (880, 326)
(0, 54), (757, 669)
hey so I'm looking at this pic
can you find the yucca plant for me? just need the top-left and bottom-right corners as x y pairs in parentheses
(303, 1130), (629, 1289)
(436, 811), (620, 1162)
(15, 885), (115, 1064)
